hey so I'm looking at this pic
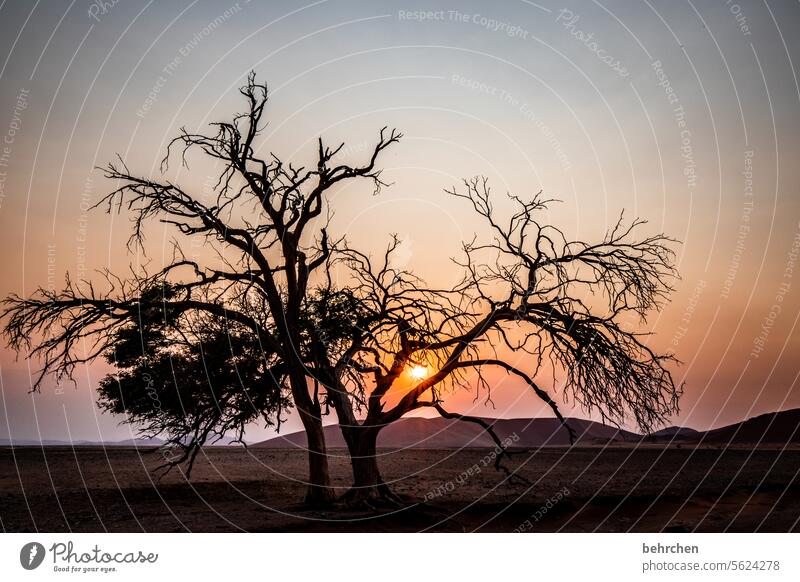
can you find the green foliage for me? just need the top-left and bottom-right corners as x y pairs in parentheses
(301, 287), (368, 353)
(97, 307), (290, 461)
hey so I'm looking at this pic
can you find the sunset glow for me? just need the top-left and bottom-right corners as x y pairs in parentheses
(0, 0), (799, 444)
(410, 365), (428, 380)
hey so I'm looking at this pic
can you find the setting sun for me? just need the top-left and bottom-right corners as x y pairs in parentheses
(410, 365), (428, 380)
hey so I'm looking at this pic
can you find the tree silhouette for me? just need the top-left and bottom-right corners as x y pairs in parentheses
(322, 177), (682, 502)
(96, 284), (291, 470)
(1, 73), (681, 507)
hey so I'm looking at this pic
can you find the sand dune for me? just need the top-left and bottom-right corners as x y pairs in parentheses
(257, 408), (800, 449)
(257, 416), (639, 449)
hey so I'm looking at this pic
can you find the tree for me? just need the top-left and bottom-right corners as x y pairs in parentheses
(96, 283), (291, 471)
(2, 73), (400, 505)
(1, 73), (681, 507)
(317, 177), (682, 502)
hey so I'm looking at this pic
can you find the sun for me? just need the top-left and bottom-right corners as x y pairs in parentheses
(410, 365), (428, 380)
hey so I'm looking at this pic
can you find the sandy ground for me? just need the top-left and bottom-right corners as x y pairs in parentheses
(1, 445), (799, 532)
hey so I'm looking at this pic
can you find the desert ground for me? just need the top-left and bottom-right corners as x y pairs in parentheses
(1, 445), (799, 532)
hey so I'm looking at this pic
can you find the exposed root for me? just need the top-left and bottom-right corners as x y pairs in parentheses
(339, 482), (408, 510)
(303, 487), (338, 509)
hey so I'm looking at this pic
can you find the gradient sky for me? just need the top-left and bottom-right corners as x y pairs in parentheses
(1, 0), (799, 443)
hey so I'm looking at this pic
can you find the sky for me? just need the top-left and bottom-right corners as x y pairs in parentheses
(0, 0), (799, 443)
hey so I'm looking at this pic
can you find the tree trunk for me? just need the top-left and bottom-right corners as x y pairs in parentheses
(288, 368), (335, 506)
(341, 427), (401, 506)
(351, 429), (381, 488)
(297, 409), (336, 506)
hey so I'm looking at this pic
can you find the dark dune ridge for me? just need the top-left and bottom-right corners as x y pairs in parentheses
(4, 408), (799, 449)
(697, 409), (800, 443)
(257, 408), (800, 449)
(256, 416), (638, 449)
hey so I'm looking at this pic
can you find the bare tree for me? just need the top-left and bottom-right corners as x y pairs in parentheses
(2, 73), (681, 507)
(311, 177), (681, 503)
(2, 73), (399, 506)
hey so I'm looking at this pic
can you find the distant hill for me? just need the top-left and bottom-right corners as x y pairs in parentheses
(697, 409), (800, 444)
(255, 416), (639, 449)
(0, 437), (248, 447)
(645, 409), (800, 445)
(6, 409), (800, 449)
(258, 408), (800, 449)
(0, 438), (166, 447)
(647, 426), (701, 440)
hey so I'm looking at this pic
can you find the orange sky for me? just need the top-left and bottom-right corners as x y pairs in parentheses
(1, 0), (799, 442)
